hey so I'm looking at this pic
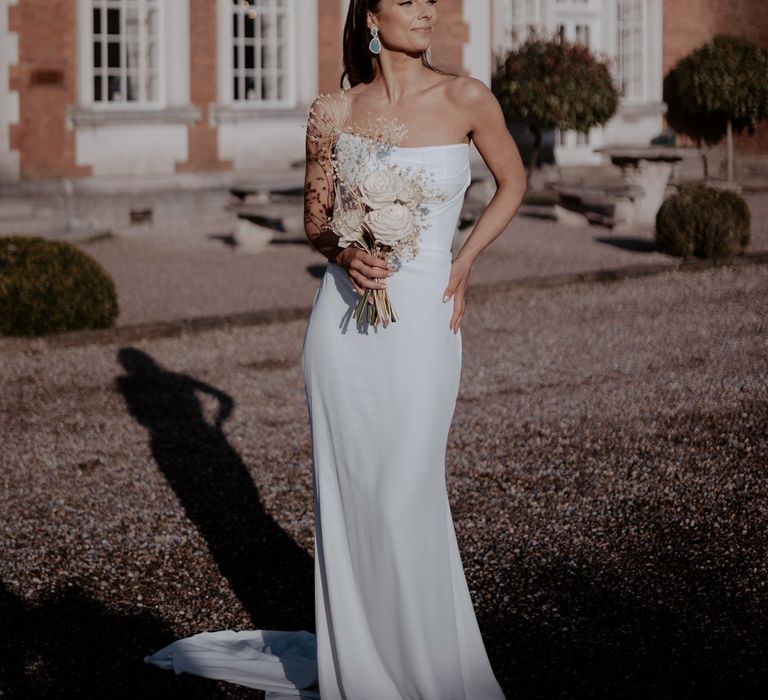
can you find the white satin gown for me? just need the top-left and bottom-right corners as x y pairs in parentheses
(145, 133), (506, 700)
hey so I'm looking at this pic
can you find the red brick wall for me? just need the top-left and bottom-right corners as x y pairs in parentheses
(318, 0), (343, 93)
(664, 0), (768, 157)
(8, 0), (91, 180)
(176, 0), (230, 173)
(429, 0), (468, 76)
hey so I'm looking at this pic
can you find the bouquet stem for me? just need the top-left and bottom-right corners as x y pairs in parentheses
(353, 286), (397, 329)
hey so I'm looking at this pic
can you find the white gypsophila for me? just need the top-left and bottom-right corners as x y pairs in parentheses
(396, 179), (424, 210)
(334, 206), (365, 248)
(364, 203), (415, 245)
(358, 167), (403, 210)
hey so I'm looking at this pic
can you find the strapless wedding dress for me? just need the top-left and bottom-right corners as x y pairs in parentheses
(145, 134), (506, 699)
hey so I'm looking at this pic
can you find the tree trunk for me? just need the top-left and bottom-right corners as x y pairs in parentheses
(526, 131), (542, 190)
(696, 137), (709, 179)
(726, 119), (734, 182)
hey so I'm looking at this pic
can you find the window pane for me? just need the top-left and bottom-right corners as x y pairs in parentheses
(126, 39), (139, 71)
(94, 74), (102, 101)
(93, 41), (102, 69)
(145, 41), (157, 70)
(107, 8), (120, 35)
(146, 8), (158, 37)
(126, 72), (138, 101)
(93, 7), (101, 34)
(125, 5), (139, 35)
(107, 41), (121, 68)
(146, 73), (157, 101)
(107, 74), (122, 101)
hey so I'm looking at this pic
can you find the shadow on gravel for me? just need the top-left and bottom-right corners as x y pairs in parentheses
(0, 579), (238, 697)
(594, 236), (659, 253)
(479, 520), (767, 698)
(116, 347), (314, 632)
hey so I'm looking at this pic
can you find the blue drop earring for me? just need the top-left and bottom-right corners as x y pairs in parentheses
(369, 26), (381, 55)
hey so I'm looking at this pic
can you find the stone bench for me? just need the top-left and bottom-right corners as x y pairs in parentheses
(593, 146), (702, 233)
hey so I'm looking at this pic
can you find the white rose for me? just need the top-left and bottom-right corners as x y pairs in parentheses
(396, 179), (424, 210)
(333, 206), (365, 248)
(359, 168), (403, 209)
(364, 204), (414, 245)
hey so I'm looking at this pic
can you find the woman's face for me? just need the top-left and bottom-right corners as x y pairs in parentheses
(368, 0), (438, 54)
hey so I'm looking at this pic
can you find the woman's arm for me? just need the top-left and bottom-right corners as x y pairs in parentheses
(304, 93), (347, 265)
(454, 77), (526, 265)
(303, 92), (391, 296)
(442, 78), (526, 332)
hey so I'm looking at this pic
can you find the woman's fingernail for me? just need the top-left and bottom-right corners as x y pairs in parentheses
(442, 295), (450, 303)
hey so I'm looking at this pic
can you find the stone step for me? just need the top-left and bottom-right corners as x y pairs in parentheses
(0, 216), (71, 237)
(0, 199), (36, 220)
(0, 216), (111, 243)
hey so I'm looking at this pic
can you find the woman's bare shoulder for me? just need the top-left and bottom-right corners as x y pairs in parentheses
(444, 75), (495, 109)
(310, 90), (351, 114)
(308, 90), (352, 134)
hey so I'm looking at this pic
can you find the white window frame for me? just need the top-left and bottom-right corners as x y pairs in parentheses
(77, 0), (166, 110)
(504, 0), (541, 46)
(616, 0), (647, 104)
(555, 0), (600, 10)
(218, 0), (297, 110)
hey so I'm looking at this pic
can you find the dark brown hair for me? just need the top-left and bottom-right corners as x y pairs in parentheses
(340, 0), (453, 88)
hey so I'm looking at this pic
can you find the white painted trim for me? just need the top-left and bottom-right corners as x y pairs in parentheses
(165, 0), (189, 105)
(463, 0), (492, 84)
(0, 0), (20, 182)
(341, 0), (350, 32)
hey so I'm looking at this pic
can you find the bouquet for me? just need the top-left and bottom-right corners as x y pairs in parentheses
(305, 96), (446, 330)
(329, 133), (446, 329)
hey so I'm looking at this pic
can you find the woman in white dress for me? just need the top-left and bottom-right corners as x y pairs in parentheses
(146, 2), (525, 697)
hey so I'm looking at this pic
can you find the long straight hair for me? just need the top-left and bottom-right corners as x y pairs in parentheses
(340, 0), (454, 88)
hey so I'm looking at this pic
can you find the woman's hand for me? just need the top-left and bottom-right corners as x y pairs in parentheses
(337, 247), (392, 299)
(442, 254), (474, 333)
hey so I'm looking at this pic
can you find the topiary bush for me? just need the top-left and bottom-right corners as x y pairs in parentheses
(0, 236), (119, 337)
(664, 35), (768, 180)
(492, 32), (620, 186)
(655, 185), (751, 260)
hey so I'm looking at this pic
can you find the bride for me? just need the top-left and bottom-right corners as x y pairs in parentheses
(146, 1), (525, 698)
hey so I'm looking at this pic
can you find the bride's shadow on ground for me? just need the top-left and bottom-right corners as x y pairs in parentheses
(0, 578), (239, 697)
(116, 348), (314, 634)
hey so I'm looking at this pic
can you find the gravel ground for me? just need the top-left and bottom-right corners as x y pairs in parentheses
(1, 263), (767, 698)
(77, 192), (768, 327)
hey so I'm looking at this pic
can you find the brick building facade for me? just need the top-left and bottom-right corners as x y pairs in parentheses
(0, 0), (764, 187)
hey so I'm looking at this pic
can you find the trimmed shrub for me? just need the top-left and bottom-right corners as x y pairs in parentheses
(0, 236), (119, 337)
(665, 35), (768, 147)
(655, 185), (751, 260)
(492, 33), (620, 184)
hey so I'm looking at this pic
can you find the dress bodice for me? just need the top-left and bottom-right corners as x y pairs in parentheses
(333, 131), (472, 253)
